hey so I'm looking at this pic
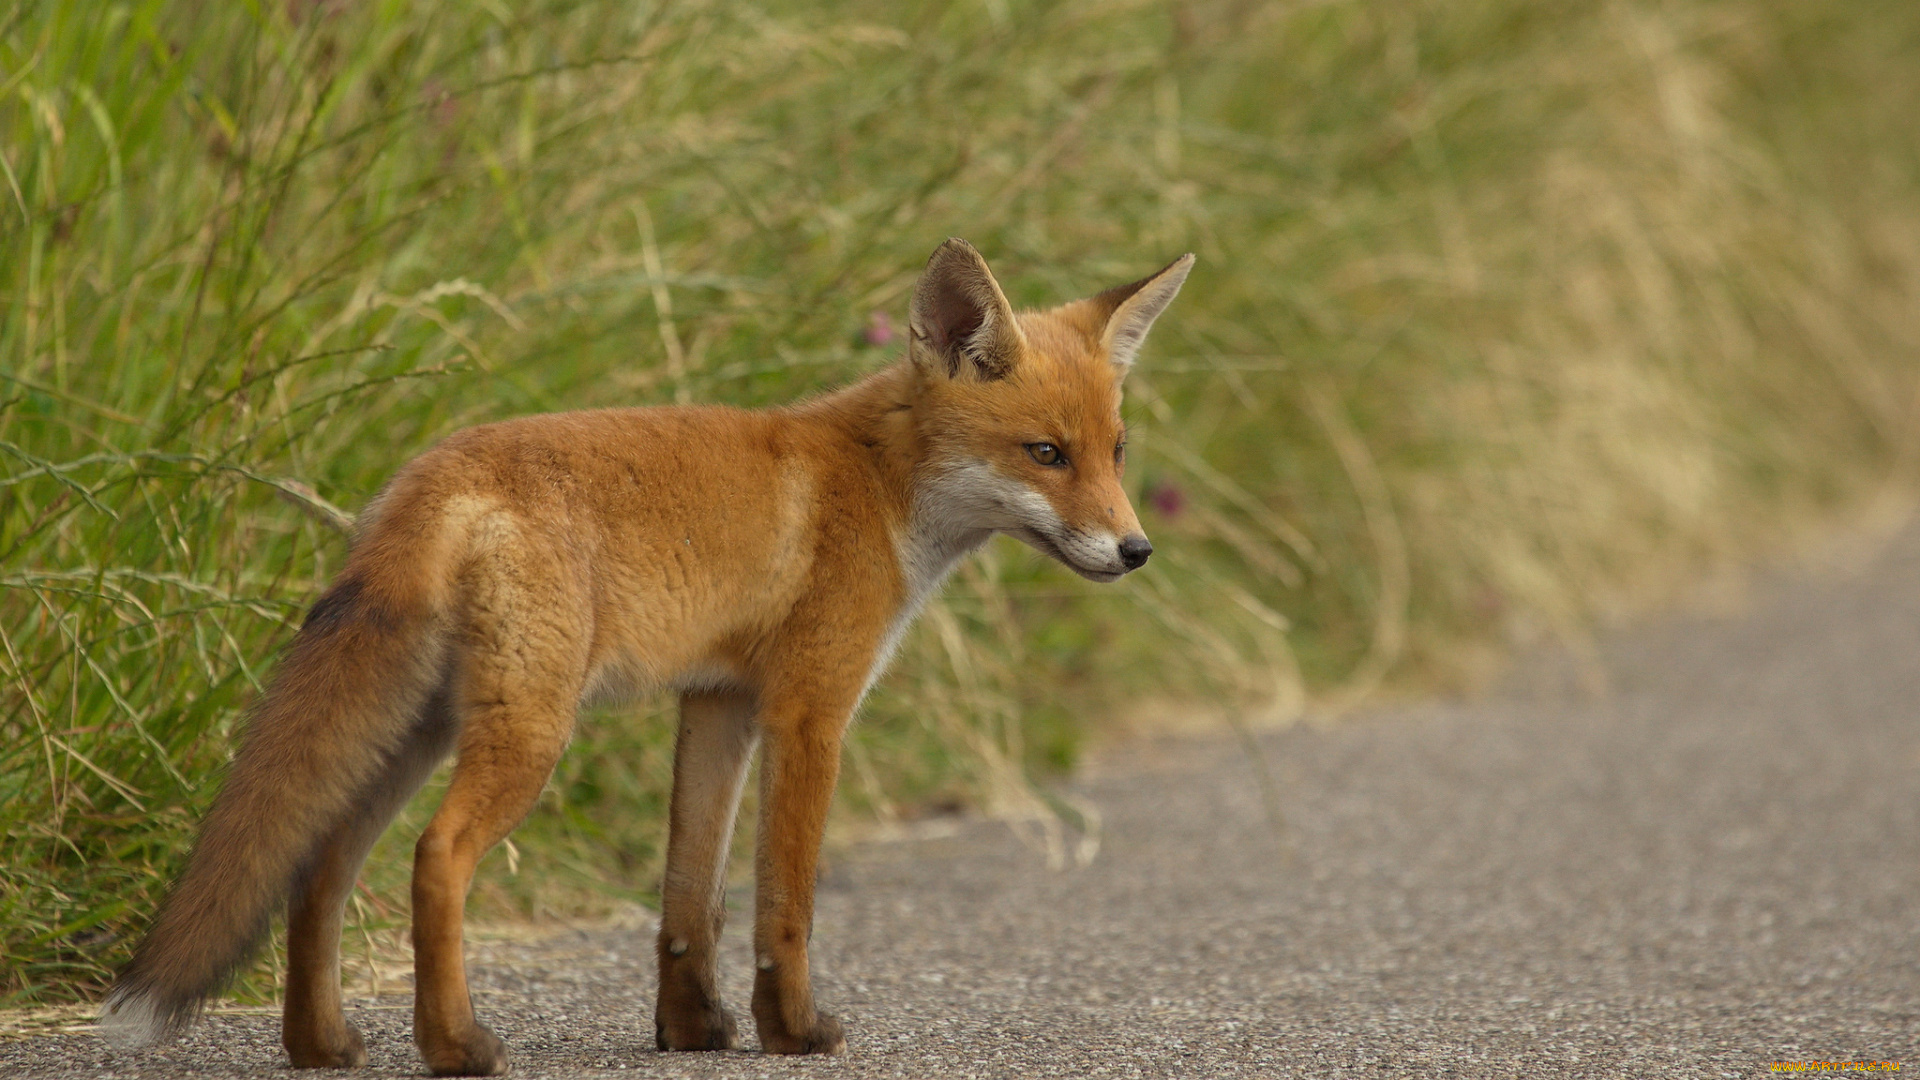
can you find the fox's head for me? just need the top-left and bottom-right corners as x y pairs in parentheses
(904, 239), (1193, 582)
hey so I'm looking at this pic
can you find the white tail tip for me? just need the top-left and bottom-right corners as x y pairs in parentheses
(98, 988), (168, 1048)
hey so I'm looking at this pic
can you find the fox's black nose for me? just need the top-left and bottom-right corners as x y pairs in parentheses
(1118, 534), (1153, 570)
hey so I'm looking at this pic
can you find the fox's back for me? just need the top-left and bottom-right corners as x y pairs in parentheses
(354, 405), (873, 696)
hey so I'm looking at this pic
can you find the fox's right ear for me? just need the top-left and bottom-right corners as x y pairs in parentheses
(909, 238), (1025, 382)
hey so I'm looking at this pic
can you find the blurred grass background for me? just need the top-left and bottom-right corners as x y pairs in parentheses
(3, 0), (1918, 1004)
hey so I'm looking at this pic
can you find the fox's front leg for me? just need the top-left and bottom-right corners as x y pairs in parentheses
(749, 681), (857, 1055)
(655, 689), (758, 1051)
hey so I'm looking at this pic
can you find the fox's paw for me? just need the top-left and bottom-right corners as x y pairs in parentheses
(755, 1010), (845, 1055)
(654, 1003), (739, 1051)
(750, 983), (845, 1055)
(420, 1022), (510, 1077)
(655, 955), (740, 1051)
(285, 1021), (367, 1069)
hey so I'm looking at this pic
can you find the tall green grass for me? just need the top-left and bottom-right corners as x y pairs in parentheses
(4, 0), (1917, 1003)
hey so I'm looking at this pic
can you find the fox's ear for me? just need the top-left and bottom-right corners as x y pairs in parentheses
(909, 238), (1025, 382)
(1088, 253), (1195, 370)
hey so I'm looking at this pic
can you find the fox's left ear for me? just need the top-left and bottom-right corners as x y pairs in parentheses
(1087, 253), (1196, 369)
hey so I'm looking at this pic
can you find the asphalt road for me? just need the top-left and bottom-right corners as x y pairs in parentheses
(7, 526), (1919, 1078)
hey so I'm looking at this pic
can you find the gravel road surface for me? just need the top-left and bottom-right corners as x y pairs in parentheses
(7, 528), (1918, 1078)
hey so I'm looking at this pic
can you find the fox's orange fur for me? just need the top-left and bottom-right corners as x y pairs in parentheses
(102, 240), (1193, 1074)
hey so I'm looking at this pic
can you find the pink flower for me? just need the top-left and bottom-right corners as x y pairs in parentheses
(423, 80), (459, 130)
(1149, 482), (1186, 519)
(865, 311), (896, 348)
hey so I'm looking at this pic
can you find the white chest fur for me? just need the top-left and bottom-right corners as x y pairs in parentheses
(860, 491), (996, 701)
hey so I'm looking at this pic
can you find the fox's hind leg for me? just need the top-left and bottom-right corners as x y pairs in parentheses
(655, 688), (758, 1051)
(284, 690), (459, 1067)
(284, 691), (459, 1068)
(410, 656), (581, 1077)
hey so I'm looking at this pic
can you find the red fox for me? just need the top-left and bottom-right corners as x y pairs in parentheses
(101, 239), (1192, 1074)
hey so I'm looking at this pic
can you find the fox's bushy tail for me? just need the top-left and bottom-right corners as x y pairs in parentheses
(101, 535), (453, 1046)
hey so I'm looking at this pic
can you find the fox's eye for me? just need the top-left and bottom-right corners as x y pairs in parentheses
(1026, 442), (1066, 467)
(1114, 442), (1126, 466)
